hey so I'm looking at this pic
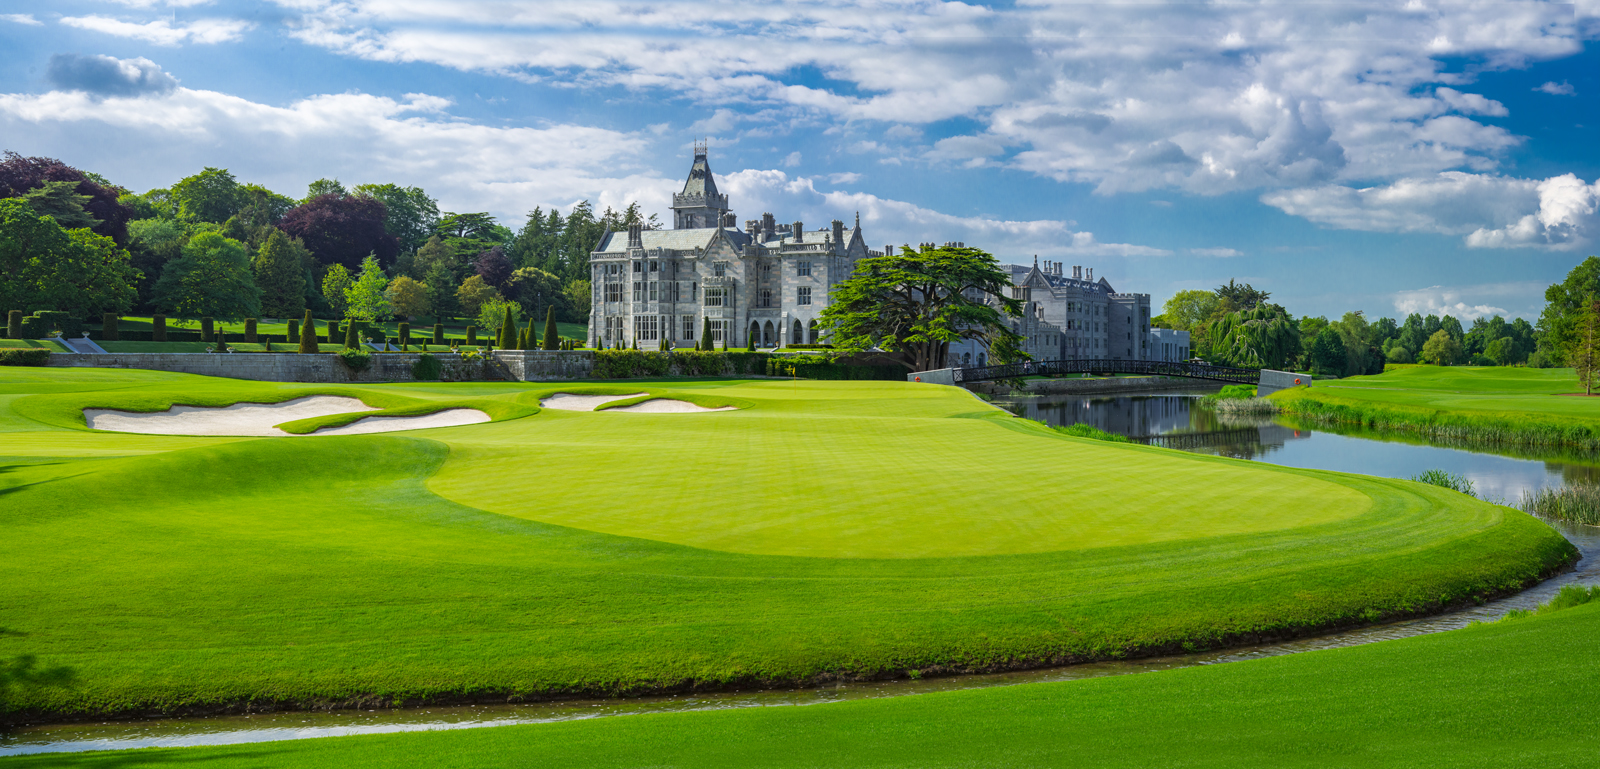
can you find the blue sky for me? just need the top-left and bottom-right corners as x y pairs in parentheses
(2, 1), (1598, 322)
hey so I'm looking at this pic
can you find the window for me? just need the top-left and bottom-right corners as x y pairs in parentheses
(683, 315), (696, 340)
(704, 287), (726, 307)
(650, 261), (659, 273)
(633, 261), (641, 273)
(797, 287), (811, 305)
(648, 282), (658, 302)
(762, 263), (772, 276)
(633, 281), (642, 302)
(761, 289), (772, 308)
(633, 315), (660, 341)
(797, 260), (811, 276)
(712, 320), (728, 343)
(713, 262), (726, 277)
(604, 282), (623, 303)
(604, 316), (622, 342)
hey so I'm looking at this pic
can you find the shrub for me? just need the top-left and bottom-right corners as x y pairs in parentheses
(593, 349), (673, 378)
(244, 318), (258, 343)
(1410, 469), (1475, 497)
(398, 321), (410, 347)
(700, 317), (713, 351)
(286, 318), (299, 343)
(542, 307), (559, 351)
(7, 310), (21, 339)
(102, 313), (119, 341)
(746, 334), (755, 351)
(201, 317), (214, 342)
(214, 333), (228, 353)
(765, 356), (902, 380)
(498, 306), (517, 350)
(432, 323), (444, 345)
(337, 348), (371, 373)
(344, 322), (359, 350)
(466, 326), (477, 346)
(1527, 350), (1553, 369)
(0, 348), (50, 366)
(412, 351), (441, 380)
(1386, 346), (1413, 365)
(151, 314), (166, 342)
(298, 310), (318, 354)
(1053, 423), (1131, 443)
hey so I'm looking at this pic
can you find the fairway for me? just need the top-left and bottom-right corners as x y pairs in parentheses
(0, 368), (1574, 723)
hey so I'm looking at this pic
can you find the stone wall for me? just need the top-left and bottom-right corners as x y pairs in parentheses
(964, 375), (1218, 397)
(1257, 369), (1312, 396)
(45, 352), (446, 383)
(493, 350), (595, 381)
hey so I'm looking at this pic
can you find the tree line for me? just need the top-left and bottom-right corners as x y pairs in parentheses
(0, 151), (660, 328)
(1154, 262), (1600, 377)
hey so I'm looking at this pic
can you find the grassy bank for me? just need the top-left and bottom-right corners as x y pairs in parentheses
(1272, 365), (1600, 449)
(24, 583), (1600, 768)
(0, 371), (1575, 723)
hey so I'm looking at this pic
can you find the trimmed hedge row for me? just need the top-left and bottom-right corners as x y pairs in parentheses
(592, 350), (772, 379)
(765, 356), (904, 381)
(0, 348), (50, 366)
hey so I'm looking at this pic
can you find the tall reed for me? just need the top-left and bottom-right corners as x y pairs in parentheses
(1519, 483), (1600, 525)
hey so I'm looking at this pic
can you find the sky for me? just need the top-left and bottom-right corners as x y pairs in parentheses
(2, 1), (1598, 322)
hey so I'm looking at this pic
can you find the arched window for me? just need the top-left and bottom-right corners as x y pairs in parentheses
(792, 319), (802, 344)
(978, 352), (987, 366)
(763, 321), (775, 347)
(807, 319), (818, 344)
(962, 352), (971, 365)
(761, 289), (772, 308)
(749, 322), (760, 346)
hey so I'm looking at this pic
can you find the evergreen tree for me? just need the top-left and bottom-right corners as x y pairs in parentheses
(215, 332), (227, 353)
(287, 318), (299, 343)
(498, 305), (516, 349)
(253, 229), (307, 319)
(525, 317), (539, 350)
(297, 310), (317, 353)
(542, 306), (559, 350)
(344, 254), (391, 321)
(344, 321), (359, 350)
(398, 321), (410, 346)
(701, 317), (713, 351)
(321, 264), (353, 317)
(433, 322), (443, 344)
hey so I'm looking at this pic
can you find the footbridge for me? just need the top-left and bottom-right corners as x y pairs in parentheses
(912, 360), (1310, 394)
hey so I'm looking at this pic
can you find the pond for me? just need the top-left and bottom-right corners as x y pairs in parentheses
(6, 388), (1599, 756)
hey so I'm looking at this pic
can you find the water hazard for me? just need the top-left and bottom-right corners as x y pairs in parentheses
(7, 389), (1600, 756)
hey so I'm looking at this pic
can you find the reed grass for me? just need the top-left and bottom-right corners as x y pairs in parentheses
(1410, 469), (1476, 498)
(1499, 584), (1600, 622)
(1213, 397), (1278, 415)
(1519, 483), (1600, 525)
(1052, 423), (1132, 442)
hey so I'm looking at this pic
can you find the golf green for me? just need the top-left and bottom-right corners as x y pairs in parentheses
(0, 368), (1574, 722)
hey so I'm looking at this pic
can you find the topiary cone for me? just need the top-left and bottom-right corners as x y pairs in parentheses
(542, 307), (559, 351)
(344, 321), (359, 350)
(298, 310), (318, 354)
(700, 317), (713, 351)
(498, 306), (517, 350)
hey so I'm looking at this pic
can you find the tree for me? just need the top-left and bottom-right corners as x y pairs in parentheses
(564, 279), (591, 323)
(321, 264), (353, 317)
(1420, 330), (1462, 366)
(170, 167), (244, 224)
(1209, 304), (1302, 370)
(435, 212), (503, 242)
(305, 178), (347, 201)
(253, 229), (307, 319)
(1308, 326), (1347, 376)
(542, 306), (559, 350)
(353, 184), (439, 252)
(0, 151), (133, 245)
(152, 231), (260, 321)
(0, 199), (140, 316)
(1161, 290), (1221, 332)
(1215, 279), (1270, 310)
(344, 255), (391, 322)
(277, 194), (400, 271)
(456, 275), (501, 318)
(235, 185), (297, 231)
(1484, 336), (1520, 366)
(474, 246), (513, 292)
(387, 276), (430, 319)
(344, 320), (359, 350)
(819, 244), (1025, 372)
(498, 304), (517, 349)
(298, 309), (318, 353)
(1537, 256), (1600, 366)
(507, 266), (565, 319)
(412, 234), (453, 280)
(1571, 297), (1600, 395)
(700, 316), (714, 351)
(17, 180), (100, 230)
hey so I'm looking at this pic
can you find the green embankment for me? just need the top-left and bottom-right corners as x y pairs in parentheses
(90, 316), (589, 346)
(0, 370), (1575, 723)
(1273, 365), (1600, 449)
(27, 596), (1600, 768)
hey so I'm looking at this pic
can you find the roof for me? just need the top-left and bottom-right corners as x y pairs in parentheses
(759, 228), (836, 249)
(1009, 264), (1113, 294)
(594, 227), (751, 254)
(680, 152), (721, 199)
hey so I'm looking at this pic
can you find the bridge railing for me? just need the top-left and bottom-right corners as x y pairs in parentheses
(951, 358), (1260, 384)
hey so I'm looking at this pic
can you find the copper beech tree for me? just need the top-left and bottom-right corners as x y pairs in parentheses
(819, 243), (1027, 372)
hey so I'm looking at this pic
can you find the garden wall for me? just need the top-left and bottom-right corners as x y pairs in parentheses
(964, 376), (1219, 396)
(494, 350), (596, 381)
(45, 353), (452, 383)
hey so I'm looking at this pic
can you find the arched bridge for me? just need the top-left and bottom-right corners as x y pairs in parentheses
(947, 358), (1262, 385)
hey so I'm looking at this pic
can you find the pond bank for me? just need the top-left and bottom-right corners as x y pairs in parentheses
(966, 375), (1221, 397)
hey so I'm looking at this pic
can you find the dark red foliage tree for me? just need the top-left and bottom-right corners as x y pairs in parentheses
(0, 151), (133, 245)
(276, 193), (399, 271)
(474, 245), (513, 292)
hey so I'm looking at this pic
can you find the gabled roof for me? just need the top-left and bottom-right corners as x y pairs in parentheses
(595, 226), (751, 254)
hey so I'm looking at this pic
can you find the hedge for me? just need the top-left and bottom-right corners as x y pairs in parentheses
(765, 356), (903, 381)
(592, 350), (772, 379)
(0, 348), (50, 366)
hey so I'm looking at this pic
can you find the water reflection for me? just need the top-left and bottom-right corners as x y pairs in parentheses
(998, 390), (1600, 502)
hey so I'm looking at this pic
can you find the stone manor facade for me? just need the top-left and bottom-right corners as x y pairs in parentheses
(588, 145), (876, 349)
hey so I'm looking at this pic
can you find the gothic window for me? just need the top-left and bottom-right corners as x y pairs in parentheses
(792, 319), (802, 344)
(713, 263), (726, 277)
(797, 287), (811, 305)
(650, 261), (659, 273)
(762, 263), (772, 276)
(797, 260), (811, 276)
(761, 290), (772, 308)
(634, 261), (641, 273)
(648, 282), (658, 302)
(808, 319), (818, 344)
(704, 287), (726, 307)
(633, 281), (642, 302)
(633, 315), (660, 341)
(683, 315), (696, 340)
(713, 320), (728, 343)
(604, 282), (623, 303)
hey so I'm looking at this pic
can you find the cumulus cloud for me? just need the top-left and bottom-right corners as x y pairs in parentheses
(265, 0), (1580, 197)
(46, 54), (179, 98)
(60, 15), (253, 46)
(1262, 172), (1600, 250)
(3, 14), (42, 26)
(1536, 80), (1576, 96)
(1392, 285), (1533, 321)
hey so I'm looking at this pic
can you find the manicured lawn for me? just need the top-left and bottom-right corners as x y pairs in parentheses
(1273, 365), (1600, 447)
(0, 370), (1573, 723)
(101, 315), (589, 343)
(97, 341), (354, 353)
(27, 595), (1600, 767)
(0, 338), (69, 352)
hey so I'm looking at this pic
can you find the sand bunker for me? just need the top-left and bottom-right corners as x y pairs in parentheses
(312, 409), (491, 435)
(84, 396), (489, 436)
(607, 399), (737, 413)
(540, 393), (648, 411)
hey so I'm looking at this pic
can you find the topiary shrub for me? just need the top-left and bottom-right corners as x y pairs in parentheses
(244, 318), (258, 343)
(102, 313), (119, 341)
(201, 317), (214, 342)
(542, 307), (559, 351)
(398, 322), (410, 347)
(298, 310), (318, 354)
(214, 333), (228, 353)
(152, 314), (166, 342)
(0, 348), (50, 366)
(7, 310), (21, 339)
(337, 348), (371, 374)
(344, 322), (359, 350)
(466, 326), (477, 346)
(432, 323), (444, 345)
(412, 351), (442, 380)
(700, 317), (713, 351)
(287, 318), (299, 343)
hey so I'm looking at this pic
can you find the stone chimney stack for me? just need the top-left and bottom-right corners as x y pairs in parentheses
(722, 213), (736, 228)
(793, 221), (804, 242)
(831, 219), (844, 248)
(627, 223), (642, 249)
(746, 219), (760, 239)
(885, 245), (895, 256)
(1073, 265), (1082, 280)
(761, 212), (775, 241)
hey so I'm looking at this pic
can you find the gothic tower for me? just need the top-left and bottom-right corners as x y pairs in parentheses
(672, 141), (730, 229)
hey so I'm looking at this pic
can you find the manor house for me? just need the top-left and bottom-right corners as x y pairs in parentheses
(588, 144), (876, 349)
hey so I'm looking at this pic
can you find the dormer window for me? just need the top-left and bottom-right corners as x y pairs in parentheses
(713, 262), (726, 277)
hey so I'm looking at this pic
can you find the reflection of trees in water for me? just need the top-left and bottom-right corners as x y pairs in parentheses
(1274, 414), (1600, 479)
(994, 392), (1297, 459)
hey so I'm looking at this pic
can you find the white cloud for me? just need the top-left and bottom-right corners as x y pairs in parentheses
(1392, 285), (1526, 321)
(720, 169), (1170, 259)
(782, 151), (801, 168)
(60, 15), (253, 46)
(1536, 80), (1576, 96)
(1262, 172), (1600, 250)
(1187, 248), (1243, 258)
(264, 0), (1582, 196)
(828, 171), (862, 185)
(2, 14), (43, 26)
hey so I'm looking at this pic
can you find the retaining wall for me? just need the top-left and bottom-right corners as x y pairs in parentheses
(965, 375), (1220, 397)
(493, 350), (596, 381)
(45, 353), (445, 383)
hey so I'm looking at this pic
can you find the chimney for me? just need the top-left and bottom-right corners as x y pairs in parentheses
(832, 219), (844, 247)
(722, 213), (736, 229)
(761, 212), (775, 241)
(885, 245), (894, 256)
(627, 223), (642, 249)
(746, 219), (760, 239)
(1087, 268), (1094, 281)
(793, 221), (803, 242)
(1073, 265), (1082, 280)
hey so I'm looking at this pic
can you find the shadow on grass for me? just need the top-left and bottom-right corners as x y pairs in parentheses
(16, 747), (292, 767)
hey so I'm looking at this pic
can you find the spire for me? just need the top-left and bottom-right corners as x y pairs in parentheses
(672, 141), (730, 230)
